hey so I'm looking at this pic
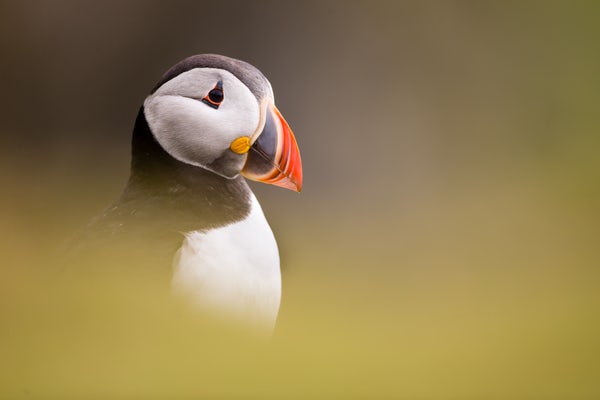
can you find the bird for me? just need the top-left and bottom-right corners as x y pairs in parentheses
(69, 54), (302, 335)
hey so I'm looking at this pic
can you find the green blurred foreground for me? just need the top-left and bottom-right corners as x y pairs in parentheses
(1, 167), (599, 398)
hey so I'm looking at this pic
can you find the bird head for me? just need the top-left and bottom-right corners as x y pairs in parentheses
(142, 54), (302, 192)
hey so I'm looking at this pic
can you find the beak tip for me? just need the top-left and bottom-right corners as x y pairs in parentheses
(277, 176), (302, 192)
(295, 178), (303, 193)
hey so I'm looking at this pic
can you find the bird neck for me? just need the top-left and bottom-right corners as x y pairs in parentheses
(123, 107), (252, 231)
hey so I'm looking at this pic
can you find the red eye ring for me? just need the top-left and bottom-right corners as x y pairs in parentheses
(202, 81), (224, 109)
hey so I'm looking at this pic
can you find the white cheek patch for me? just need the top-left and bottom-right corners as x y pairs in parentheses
(143, 68), (262, 175)
(144, 95), (226, 168)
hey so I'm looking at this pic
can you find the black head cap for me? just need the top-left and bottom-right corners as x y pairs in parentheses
(150, 54), (272, 101)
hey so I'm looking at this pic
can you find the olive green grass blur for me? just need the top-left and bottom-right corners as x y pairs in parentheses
(1, 1), (600, 398)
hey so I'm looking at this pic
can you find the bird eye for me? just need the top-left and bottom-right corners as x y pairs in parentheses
(202, 81), (224, 109)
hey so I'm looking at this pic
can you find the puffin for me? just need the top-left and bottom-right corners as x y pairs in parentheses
(72, 54), (302, 335)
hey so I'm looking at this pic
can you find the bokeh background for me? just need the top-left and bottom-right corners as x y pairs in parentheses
(1, 0), (599, 398)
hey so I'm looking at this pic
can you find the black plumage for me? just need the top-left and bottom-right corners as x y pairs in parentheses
(66, 108), (252, 275)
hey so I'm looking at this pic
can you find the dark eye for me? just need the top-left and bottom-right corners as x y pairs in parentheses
(202, 81), (224, 109)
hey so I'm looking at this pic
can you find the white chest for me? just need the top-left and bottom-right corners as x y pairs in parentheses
(171, 194), (281, 334)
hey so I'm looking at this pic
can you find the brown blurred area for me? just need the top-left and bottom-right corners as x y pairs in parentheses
(1, 1), (600, 398)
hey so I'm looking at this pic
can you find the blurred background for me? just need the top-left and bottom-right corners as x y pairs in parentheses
(1, 0), (599, 398)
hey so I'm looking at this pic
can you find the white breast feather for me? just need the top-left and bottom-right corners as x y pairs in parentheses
(171, 194), (281, 335)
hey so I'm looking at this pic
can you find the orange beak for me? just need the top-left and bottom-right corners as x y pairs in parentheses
(241, 103), (302, 192)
